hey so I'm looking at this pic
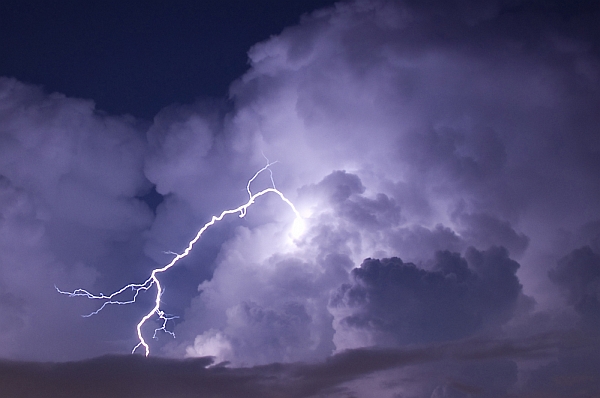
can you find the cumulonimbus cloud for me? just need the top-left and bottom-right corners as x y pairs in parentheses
(0, 0), (599, 396)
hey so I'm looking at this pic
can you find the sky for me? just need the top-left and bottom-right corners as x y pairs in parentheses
(0, 0), (599, 397)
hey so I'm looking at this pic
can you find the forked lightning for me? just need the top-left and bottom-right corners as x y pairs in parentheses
(56, 160), (301, 356)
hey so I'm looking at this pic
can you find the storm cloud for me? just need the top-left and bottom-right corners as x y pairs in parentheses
(330, 247), (523, 347)
(0, 0), (599, 396)
(0, 77), (152, 360)
(0, 331), (588, 398)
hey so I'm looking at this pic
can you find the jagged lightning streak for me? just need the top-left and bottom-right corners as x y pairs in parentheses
(56, 160), (301, 356)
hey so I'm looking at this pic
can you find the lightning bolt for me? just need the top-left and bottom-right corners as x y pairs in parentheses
(56, 159), (301, 356)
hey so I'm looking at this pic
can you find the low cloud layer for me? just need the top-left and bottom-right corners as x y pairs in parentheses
(0, 0), (599, 396)
(1, 331), (594, 398)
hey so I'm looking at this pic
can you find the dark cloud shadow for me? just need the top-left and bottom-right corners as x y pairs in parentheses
(0, 330), (594, 398)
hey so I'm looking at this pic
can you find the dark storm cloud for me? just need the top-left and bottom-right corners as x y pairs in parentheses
(387, 224), (465, 263)
(330, 247), (523, 346)
(0, 331), (585, 398)
(522, 343), (600, 398)
(454, 212), (530, 257)
(550, 246), (600, 327)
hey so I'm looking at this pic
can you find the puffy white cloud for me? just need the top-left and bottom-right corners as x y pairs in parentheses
(0, 78), (152, 360)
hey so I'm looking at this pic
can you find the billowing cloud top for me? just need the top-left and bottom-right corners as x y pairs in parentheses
(0, 0), (599, 396)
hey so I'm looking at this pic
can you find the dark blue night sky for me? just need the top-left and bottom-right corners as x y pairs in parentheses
(0, 0), (339, 118)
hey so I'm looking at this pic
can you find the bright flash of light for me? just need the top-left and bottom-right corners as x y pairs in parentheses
(291, 217), (307, 238)
(56, 160), (301, 356)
